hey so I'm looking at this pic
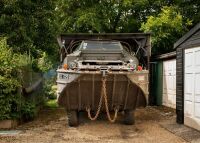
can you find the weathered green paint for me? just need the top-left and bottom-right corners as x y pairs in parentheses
(156, 61), (163, 105)
(150, 61), (163, 105)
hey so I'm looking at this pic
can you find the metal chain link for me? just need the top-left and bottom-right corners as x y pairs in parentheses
(102, 78), (118, 123)
(86, 85), (103, 121)
(86, 77), (118, 123)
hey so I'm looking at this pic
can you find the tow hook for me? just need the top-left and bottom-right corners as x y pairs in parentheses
(100, 68), (108, 77)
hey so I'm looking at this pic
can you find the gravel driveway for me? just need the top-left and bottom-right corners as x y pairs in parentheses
(0, 106), (190, 143)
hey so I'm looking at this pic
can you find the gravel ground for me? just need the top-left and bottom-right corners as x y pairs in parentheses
(0, 106), (188, 143)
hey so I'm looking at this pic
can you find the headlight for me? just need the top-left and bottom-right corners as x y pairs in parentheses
(68, 62), (77, 69)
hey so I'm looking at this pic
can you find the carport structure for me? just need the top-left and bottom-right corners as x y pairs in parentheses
(175, 22), (200, 131)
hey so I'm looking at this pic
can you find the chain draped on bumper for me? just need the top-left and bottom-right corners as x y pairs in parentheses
(86, 77), (119, 123)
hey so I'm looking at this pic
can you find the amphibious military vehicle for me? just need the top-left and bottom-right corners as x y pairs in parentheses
(57, 33), (151, 126)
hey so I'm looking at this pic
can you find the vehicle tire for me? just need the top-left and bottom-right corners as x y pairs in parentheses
(124, 110), (135, 125)
(67, 110), (79, 127)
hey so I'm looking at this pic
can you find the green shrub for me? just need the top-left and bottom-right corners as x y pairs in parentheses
(0, 37), (37, 121)
(0, 37), (21, 120)
(44, 78), (57, 99)
(0, 76), (21, 120)
(21, 101), (37, 121)
(45, 99), (58, 109)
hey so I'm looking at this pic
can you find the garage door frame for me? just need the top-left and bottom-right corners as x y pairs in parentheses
(184, 46), (200, 131)
(163, 59), (176, 109)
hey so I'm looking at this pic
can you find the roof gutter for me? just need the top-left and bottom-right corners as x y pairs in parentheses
(151, 51), (176, 61)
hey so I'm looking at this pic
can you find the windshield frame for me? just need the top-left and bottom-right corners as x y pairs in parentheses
(79, 40), (123, 52)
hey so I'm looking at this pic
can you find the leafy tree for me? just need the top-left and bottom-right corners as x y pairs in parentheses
(176, 0), (200, 27)
(56, 0), (131, 33)
(140, 6), (192, 55)
(56, 0), (175, 33)
(0, 0), (59, 71)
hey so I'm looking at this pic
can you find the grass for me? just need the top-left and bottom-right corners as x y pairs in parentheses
(44, 99), (58, 109)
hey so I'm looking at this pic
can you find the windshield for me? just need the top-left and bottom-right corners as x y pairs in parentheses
(80, 41), (122, 51)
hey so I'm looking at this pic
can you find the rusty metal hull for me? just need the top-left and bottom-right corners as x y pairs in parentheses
(57, 71), (149, 111)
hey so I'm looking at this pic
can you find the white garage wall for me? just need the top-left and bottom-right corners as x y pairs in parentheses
(163, 59), (176, 109)
(184, 47), (200, 131)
